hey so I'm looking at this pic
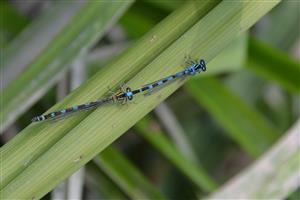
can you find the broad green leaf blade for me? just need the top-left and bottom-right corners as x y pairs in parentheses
(0, 0), (132, 132)
(95, 147), (166, 199)
(255, 0), (300, 51)
(208, 33), (248, 73)
(1, 0), (220, 190)
(1, 1), (280, 199)
(2, 1), (85, 89)
(185, 77), (280, 157)
(287, 188), (300, 200)
(247, 37), (300, 94)
(135, 117), (217, 192)
(86, 162), (128, 199)
(149, 0), (183, 12)
(208, 119), (300, 199)
(0, 1), (29, 46)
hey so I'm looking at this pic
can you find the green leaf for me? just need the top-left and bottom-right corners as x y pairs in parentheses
(86, 162), (128, 199)
(1, 1), (133, 132)
(208, 120), (300, 199)
(95, 146), (166, 199)
(208, 33), (248, 73)
(247, 37), (300, 94)
(254, 0), (300, 50)
(1, 1), (86, 89)
(185, 77), (280, 157)
(0, 1), (29, 46)
(135, 117), (218, 192)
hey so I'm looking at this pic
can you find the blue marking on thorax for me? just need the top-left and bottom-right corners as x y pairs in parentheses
(188, 65), (197, 74)
(73, 106), (78, 110)
(148, 85), (153, 89)
(126, 91), (133, 97)
(61, 109), (66, 114)
(51, 113), (55, 117)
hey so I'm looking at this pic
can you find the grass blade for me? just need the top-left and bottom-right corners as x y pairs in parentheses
(135, 117), (218, 192)
(2, 1), (85, 89)
(185, 77), (280, 157)
(247, 37), (300, 94)
(0, 1), (29, 46)
(1, 1), (132, 132)
(86, 162), (128, 199)
(208, 119), (300, 199)
(95, 146), (166, 199)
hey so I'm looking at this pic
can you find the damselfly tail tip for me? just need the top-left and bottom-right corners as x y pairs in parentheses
(200, 59), (206, 72)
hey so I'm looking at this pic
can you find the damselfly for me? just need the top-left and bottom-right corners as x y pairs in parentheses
(32, 59), (206, 122)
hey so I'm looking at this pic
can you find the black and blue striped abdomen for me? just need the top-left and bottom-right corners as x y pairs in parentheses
(32, 97), (114, 122)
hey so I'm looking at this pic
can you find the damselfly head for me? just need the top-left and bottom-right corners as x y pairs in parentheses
(189, 59), (206, 74)
(199, 59), (206, 72)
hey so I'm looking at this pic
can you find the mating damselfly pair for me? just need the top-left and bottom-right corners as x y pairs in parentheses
(32, 59), (206, 122)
